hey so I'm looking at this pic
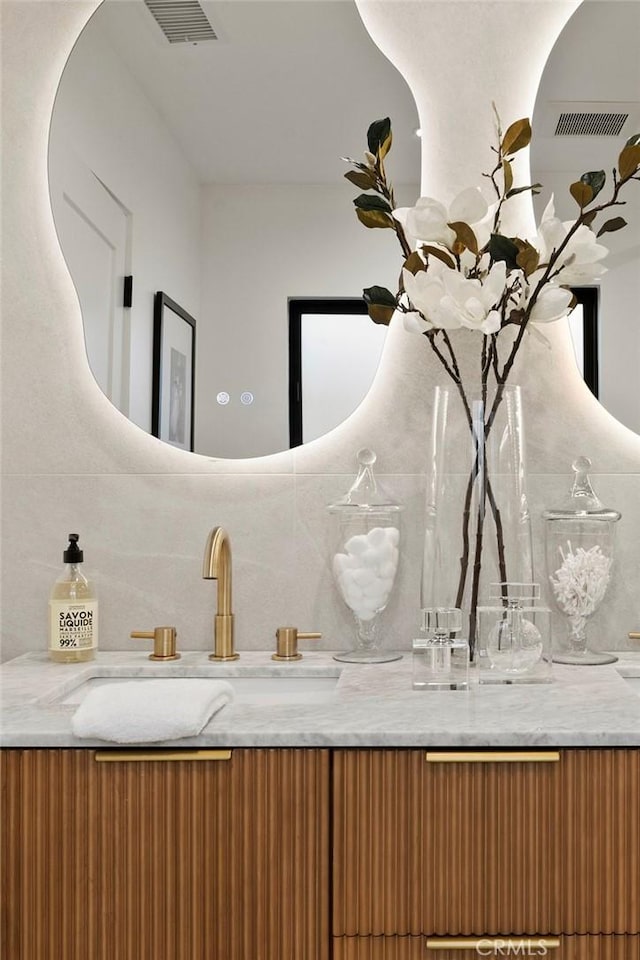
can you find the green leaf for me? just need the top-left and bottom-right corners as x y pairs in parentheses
(619, 143), (640, 179)
(582, 210), (598, 228)
(506, 184), (543, 199)
(344, 169), (377, 191)
(353, 193), (392, 213)
(447, 220), (479, 256)
(421, 245), (456, 270)
(356, 208), (394, 230)
(367, 118), (392, 158)
(625, 133), (640, 147)
(502, 159), (513, 193)
(363, 285), (396, 325)
(489, 233), (520, 269)
(570, 181), (593, 208)
(580, 170), (606, 201)
(501, 118), (531, 156)
(596, 216), (627, 238)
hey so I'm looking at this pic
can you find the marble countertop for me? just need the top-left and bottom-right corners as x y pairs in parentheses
(2, 650), (640, 748)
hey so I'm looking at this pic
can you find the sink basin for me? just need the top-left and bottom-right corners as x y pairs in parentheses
(55, 673), (340, 707)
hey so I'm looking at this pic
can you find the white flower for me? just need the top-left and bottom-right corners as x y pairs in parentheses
(534, 196), (608, 285)
(402, 260), (509, 335)
(527, 279), (574, 324)
(393, 187), (489, 250)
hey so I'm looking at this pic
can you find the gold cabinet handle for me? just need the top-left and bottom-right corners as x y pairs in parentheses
(95, 749), (232, 762)
(629, 632), (640, 640)
(426, 751), (560, 764)
(425, 938), (560, 951)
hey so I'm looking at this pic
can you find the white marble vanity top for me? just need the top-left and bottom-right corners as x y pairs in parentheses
(1, 650), (640, 748)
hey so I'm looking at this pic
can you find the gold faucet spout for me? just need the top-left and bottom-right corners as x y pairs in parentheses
(203, 526), (238, 660)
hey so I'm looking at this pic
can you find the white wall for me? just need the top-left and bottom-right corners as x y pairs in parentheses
(197, 182), (418, 458)
(48, 17), (202, 432)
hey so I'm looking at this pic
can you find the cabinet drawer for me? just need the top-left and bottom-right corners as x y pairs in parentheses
(332, 935), (640, 959)
(1, 748), (330, 960)
(332, 749), (640, 936)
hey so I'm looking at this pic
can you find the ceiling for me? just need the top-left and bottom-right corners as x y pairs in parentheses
(90, 0), (422, 185)
(66, 0), (639, 210)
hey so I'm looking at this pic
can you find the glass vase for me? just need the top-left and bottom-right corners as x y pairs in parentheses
(421, 383), (534, 660)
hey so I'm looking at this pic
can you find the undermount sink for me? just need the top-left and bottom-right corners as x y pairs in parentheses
(55, 673), (340, 707)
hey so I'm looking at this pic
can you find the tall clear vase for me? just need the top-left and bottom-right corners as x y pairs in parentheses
(421, 383), (534, 660)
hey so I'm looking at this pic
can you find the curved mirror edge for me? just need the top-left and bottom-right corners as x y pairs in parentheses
(47, 0), (421, 460)
(531, 0), (640, 437)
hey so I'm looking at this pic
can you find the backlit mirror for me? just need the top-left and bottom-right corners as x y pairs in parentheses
(531, 0), (640, 435)
(48, 0), (420, 458)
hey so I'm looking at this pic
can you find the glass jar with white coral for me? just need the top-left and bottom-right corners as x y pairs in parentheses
(544, 458), (621, 665)
(328, 449), (403, 663)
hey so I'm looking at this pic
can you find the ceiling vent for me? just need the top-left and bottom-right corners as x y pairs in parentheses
(540, 101), (640, 138)
(555, 112), (628, 137)
(143, 0), (217, 44)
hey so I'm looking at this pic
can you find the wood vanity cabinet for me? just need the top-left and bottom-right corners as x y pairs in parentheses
(0, 748), (330, 960)
(331, 749), (640, 958)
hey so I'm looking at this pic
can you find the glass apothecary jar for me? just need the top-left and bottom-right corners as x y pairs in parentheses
(328, 449), (403, 663)
(477, 583), (551, 683)
(543, 457), (621, 666)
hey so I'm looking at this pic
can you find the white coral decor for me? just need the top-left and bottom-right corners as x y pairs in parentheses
(549, 542), (612, 620)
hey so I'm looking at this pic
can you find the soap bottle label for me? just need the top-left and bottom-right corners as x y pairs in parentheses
(49, 601), (98, 652)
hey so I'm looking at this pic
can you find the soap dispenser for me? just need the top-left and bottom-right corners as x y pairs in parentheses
(49, 534), (98, 662)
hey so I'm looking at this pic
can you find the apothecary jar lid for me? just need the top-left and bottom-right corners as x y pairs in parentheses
(543, 457), (621, 523)
(327, 448), (403, 517)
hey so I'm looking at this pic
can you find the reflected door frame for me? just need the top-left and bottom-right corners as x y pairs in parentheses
(571, 287), (599, 398)
(288, 298), (371, 448)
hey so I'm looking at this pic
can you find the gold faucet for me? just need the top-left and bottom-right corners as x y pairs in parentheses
(202, 526), (238, 661)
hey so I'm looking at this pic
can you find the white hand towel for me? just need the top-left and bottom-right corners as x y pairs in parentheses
(71, 679), (234, 743)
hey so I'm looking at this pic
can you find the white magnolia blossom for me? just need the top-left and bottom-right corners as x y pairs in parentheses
(526, 277), (574, 324)
(402, 260), (514, 335)
(533, 196), (609, 286)
(393, 187), (489, 250)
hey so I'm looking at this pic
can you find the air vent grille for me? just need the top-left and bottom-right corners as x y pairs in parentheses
(143, 0), (217, 44)
(555, 112), (629, 137)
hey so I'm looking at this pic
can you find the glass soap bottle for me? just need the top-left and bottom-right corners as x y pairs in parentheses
(328, 449), (403, 663)
(412, 608), (469, 690)
(544, 457), (620, 666)
(49, 534), (98, 662)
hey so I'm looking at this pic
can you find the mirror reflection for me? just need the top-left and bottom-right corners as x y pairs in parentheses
(48, 0), (420, 458)
(531, 0), (640, 435)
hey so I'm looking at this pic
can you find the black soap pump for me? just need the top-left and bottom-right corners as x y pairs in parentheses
(49, 534), (98, 662)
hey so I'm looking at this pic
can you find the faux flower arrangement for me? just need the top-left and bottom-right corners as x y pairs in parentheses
(344, 112), (640, 648)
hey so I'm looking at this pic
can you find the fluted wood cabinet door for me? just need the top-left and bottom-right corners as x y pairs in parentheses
(332, 749), (640, 937)
(331, 935), (640, 959)
(1, 748), (330, 960)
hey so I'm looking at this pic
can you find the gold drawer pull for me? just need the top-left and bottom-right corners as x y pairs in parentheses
(425, 938), (560, 951)
(95, 749), (232, 763)
(426, 751), (560, 764)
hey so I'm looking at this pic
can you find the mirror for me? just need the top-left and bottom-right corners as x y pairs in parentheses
(531, 0), (640, 435)
(48, 0), (420, 458)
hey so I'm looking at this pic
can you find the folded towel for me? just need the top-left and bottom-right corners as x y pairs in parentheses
(71, 679), (234, 743)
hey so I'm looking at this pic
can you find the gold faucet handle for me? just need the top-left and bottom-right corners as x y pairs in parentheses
(131, 627), (180, 661)
(272, 627), (321, 662)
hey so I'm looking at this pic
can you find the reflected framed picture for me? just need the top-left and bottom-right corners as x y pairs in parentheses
(152, 292), (196, 451)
